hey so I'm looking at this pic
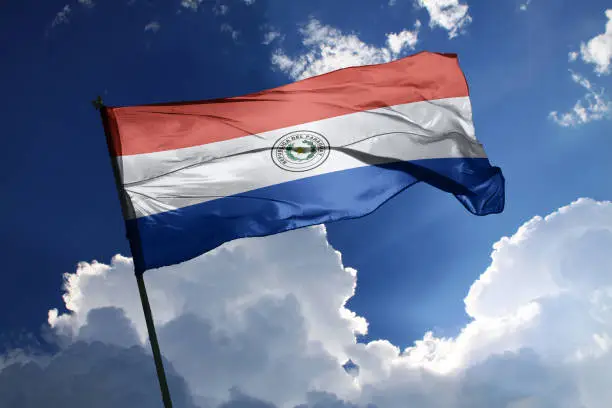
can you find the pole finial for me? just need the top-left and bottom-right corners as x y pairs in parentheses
(92, 95), (104, 111)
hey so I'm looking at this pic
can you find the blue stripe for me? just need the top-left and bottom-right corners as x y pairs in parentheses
(126, 158), (504, 273)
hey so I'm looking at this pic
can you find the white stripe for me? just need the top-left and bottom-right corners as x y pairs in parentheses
(118, 96), (485, 219)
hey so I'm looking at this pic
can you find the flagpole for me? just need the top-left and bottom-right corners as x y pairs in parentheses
(93, 96), (174, 408)
(136, 273), (174, 408)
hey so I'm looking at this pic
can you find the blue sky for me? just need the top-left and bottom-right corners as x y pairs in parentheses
(1, 1), (612, 407)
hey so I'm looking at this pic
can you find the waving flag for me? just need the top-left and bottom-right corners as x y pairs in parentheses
(101, 51), (504, 274)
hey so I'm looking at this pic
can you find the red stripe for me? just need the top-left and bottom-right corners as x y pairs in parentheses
(105, 52), (469, 157)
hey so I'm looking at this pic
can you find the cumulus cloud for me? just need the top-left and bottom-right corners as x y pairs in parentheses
(0, 343), (198, 408)
(262, 30), (282, 45)
(549, 71), (611, 127)
(415, 0), (472, 38)
(46, 227), (364, 407)
(78, 0), (95, 7)
(0, 308), (197, 408)
(386, 20), (422, 54)
(51, 5), (71, 28)
(577, 10), (612, 75)
(271, 18), (421, 80)
(3, 199), (612, 407)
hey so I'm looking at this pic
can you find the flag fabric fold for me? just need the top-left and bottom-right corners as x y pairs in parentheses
(101, 51), (505, 274)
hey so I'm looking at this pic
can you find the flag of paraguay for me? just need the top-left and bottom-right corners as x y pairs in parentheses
(100, 51), (505, 274)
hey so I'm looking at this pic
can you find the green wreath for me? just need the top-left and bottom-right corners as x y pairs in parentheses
(285, 139), (317, 161)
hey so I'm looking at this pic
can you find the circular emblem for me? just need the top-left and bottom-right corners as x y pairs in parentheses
(271, 130), (331, 172)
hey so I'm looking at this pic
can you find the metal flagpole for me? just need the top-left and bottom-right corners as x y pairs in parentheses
(93, 96), (174, 408)
(136, 273), (174, 408)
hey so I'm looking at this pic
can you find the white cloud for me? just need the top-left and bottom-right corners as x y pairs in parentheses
(181, 0), (203, 11)
(213, 4), (229, 15)
(48, 0), (94, 32)
(51, 5), (71, 28)
(144, 21), (161, 33)
(569, 51), (579, 62)
(578, 10), (612, 75)
(2, 199), (612, 406)
(271, 18), (420, 80)
(519, 0), (532, 11)
(549, 71), (611, 127)
(0, 340), (199, 407)
(414, 0), (472, 38)
(220, 23), (240, 41)
(386, 20), (422, 54)
(263, 30), (282, 45)
(46, 227), (363, 407)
